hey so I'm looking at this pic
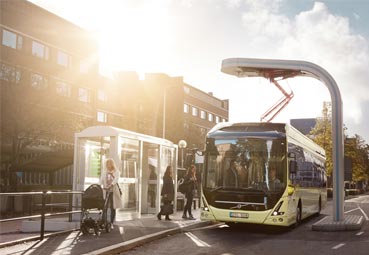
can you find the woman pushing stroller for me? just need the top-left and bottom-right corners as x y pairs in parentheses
(100, 158), (123, 227)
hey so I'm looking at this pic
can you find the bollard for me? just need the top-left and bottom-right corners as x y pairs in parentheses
(68, 193), (72, 222)
(40, 190), (46, 240)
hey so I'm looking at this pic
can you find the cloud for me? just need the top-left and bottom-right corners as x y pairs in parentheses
(239, 1), (369, 130)
(353, 12), (360, 21)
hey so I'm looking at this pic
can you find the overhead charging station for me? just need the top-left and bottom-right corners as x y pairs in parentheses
(221, 58), (345, 222)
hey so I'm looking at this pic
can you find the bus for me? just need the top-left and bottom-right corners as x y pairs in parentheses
(200, 122), (327, 227)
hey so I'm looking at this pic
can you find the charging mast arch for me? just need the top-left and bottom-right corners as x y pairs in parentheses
(221, 58), (344, 221)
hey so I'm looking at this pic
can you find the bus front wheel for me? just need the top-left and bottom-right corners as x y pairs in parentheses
(295, 202), (302, 227)
(317, 196), (322, 215)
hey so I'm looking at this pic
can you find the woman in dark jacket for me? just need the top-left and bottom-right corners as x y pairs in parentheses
(182, 165), (197, 220)
(157, 166), (175, 221)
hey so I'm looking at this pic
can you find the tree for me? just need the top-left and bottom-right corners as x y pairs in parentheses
(310, 104), (333, 177)
(345, 135), (369, 182)
(310, 103), (369, 184)
(1, 80), (89, 191)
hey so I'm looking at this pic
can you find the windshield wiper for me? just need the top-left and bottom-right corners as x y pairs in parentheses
(240, 187), (264, 192)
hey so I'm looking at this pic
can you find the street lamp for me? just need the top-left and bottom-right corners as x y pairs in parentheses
(178, 140), (187, 168)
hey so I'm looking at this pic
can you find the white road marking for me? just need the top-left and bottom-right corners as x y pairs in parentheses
(344, 207), (360, 214)
(192, 223), (224, 231)
(332, 243), (345, 250)
(346, 195), (369, 203)
(344, 202), (369, 221)
(119, 226), (124, 234)
(219, 224), (229, 228)
(314, 216), (328, 225)
(358, 206), (369, 221)
(356, 231), (364, 236)
(185, 232), (211, 247)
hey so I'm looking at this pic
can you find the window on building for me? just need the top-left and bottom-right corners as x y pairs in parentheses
(208, 113), (213, 122)
(97, 89), (107, 102)
(192, 106), (198, 116)
(97, 111), (107, 123)
(216, 116), (220, 123)
(184, 103), (189, 113)
(56, 81), (71, 97)
(184, 86), (190, 94)
(200, 127), (208, 136)
(2, 29), (22, 49)
(0, 63), (21, 83)
(223, 118), (227, 122)
(200, 110), (206, 119)
(78, 87), (91, 103)
(32, 41), (49, 60)
(80, 60), (89, 73)
(57, 50), (71, 67)
(17, 36), (23, 49)
(31, 73), (48, 90)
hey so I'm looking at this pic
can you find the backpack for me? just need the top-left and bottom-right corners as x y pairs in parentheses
(178, 178), (188, 194)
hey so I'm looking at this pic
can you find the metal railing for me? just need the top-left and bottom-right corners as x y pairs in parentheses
(0, 190), (83, 241)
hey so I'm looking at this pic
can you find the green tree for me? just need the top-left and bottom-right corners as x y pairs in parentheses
(1, 81), (89, 191)
(310, 103), (369, 184)
(310, 105), (333, 177)
(345, 135), (369, 182)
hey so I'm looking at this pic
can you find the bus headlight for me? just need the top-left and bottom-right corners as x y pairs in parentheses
(202, 197), (209, 211)
(272, 201), (284, 216)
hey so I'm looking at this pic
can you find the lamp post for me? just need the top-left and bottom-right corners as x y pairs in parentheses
(178, 140), (187, 168)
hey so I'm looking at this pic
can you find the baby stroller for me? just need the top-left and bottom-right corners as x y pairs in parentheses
(80, 184), (112, 235)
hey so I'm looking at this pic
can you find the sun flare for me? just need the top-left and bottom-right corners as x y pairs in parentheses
(97, 2), (173, 77)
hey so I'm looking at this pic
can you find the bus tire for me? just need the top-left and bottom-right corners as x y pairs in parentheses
(295, 201), (302, 227)
(317, 196), (322, 215)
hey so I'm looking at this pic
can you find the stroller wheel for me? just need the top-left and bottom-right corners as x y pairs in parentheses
(94, 226), (101, 236)
(105, 223), (112, 233)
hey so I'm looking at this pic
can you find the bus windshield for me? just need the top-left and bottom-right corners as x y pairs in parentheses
(204, 137), (287, 192)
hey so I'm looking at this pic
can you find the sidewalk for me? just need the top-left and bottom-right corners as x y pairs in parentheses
(0, 208), (210, 255)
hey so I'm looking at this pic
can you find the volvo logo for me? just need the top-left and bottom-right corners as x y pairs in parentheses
(231, 203), (246, 209)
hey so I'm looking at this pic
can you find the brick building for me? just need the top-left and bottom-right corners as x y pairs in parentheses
(0, 0), (228, 193)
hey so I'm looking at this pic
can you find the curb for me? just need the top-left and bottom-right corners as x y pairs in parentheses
(0, 228), (78, 249)
(83, 221), (211, 255)
(312, 215), (364, 232)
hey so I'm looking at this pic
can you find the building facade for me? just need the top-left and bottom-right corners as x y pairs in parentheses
(0, 0), (229, 195)
(1, 0), (93, 192)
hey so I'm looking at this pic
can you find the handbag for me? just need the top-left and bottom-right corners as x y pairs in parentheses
(116, 183), (122, 196)
(160, 203), (173, 215)
(163, 193), (174, 202)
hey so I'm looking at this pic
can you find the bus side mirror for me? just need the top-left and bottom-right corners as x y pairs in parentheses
(289, 160), (298, 174)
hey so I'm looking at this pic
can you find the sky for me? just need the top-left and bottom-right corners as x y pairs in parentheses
(29, 0), (369, 143)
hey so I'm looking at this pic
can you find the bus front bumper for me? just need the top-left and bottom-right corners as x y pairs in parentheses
(201, 206), (292, 226)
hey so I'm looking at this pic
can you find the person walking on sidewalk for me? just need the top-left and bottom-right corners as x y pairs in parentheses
(100, 158), (123, 227)
(182, 165), (197, 220)
(157, 166), (175, 221)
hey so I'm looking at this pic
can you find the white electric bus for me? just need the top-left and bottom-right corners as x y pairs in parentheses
(200, 122), (327, 227)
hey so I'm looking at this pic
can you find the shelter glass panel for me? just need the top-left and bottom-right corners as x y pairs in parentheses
(120, 137), (140, 211)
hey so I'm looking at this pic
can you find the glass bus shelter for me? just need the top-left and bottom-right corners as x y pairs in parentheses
(73, 126), (178, 219)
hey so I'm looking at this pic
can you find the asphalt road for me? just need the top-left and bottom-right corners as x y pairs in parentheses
(122, 195), (369, 255)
